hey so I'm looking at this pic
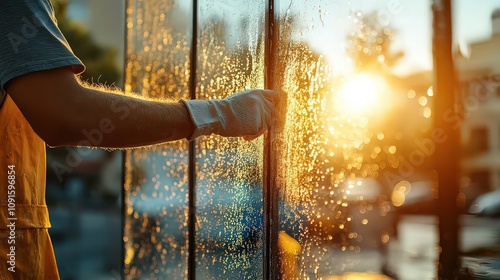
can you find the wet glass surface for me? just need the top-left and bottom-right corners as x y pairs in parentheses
(124, 1), (192, 279)
(121, 0), (500, 278)
(124, 0), (266, 279)
(273, 0), (436, 278)
(194, 0), (265, 278)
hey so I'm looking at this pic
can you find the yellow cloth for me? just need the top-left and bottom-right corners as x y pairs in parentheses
(0, 95), (59, 279)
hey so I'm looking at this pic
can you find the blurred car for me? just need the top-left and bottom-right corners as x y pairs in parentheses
(469, 190), (500, 217)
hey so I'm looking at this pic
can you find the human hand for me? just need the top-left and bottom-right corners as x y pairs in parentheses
(221, 89), (280, 140)
(182, 89), (280, 140)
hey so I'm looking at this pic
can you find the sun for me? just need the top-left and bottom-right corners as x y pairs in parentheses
(335, 73), (388, 116)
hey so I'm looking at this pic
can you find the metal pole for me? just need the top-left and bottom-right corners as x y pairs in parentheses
(264, 0), (279, 279)
(432, 0), (460, 279)
(188, 0), (198, 279)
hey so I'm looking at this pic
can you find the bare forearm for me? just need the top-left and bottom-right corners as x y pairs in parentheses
(59, 86), (194, 148)
(6, 67), (194, 148)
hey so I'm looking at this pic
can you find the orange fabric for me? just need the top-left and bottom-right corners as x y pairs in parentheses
(0, 95), (59, 279)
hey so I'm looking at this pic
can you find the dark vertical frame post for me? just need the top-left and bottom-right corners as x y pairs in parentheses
(264, 0), (279, 279)
(432, 0), (460, 278)
(121, 149), (127, 279)
(188, 0), (198, 279)
(122, 1), (130, 279)
(121, 153), (127, 280)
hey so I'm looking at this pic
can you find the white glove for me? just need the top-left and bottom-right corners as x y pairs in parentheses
(181, 89), (279, 140)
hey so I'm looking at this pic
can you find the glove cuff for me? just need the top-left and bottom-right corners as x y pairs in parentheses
(180, 99), (222, 141)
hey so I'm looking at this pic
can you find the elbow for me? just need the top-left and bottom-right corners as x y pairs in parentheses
(5, 67), (90, 147)
(34, 87), (91, 147)
(27, 105), (83, 147)
(37, 124), (93, 148)
(30, 98), (88, 147)
(41, 134), (67, 148)
(35, 110), (104, 148)
(34, 121), (75, 147)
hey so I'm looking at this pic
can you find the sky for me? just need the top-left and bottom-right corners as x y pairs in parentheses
(453, 0), (500, 50)
(293, 0), (500, 76)
(295, 0), (435, 75)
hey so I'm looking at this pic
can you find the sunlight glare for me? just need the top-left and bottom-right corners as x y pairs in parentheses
(335, 73), (388, 116)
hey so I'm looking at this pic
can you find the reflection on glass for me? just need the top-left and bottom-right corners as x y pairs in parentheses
(195, 0), (265, 279)
(124, 1), (192, 278)
(274, 0), (435, 278)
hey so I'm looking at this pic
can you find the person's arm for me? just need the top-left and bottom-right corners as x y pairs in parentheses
(6, 67), (279, 148)
(6, 66), (194, 148)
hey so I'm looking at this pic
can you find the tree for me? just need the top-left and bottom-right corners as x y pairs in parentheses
(346, 12), (404, 72)
(52, 0), (120, 84)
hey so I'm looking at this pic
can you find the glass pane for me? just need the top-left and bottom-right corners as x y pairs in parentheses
(124, 1), (192, 278)
(453, 0), (500, 276)
(274, 1), (436, 278)
(195, 0), (266, 278)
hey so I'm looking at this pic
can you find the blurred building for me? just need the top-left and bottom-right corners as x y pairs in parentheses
(458, 10), (500, 192)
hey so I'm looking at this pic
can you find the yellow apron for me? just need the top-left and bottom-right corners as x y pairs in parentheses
(0, 95), (59, 279)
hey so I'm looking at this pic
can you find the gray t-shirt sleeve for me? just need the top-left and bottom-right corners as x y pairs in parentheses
(0, 0), (85, 104)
